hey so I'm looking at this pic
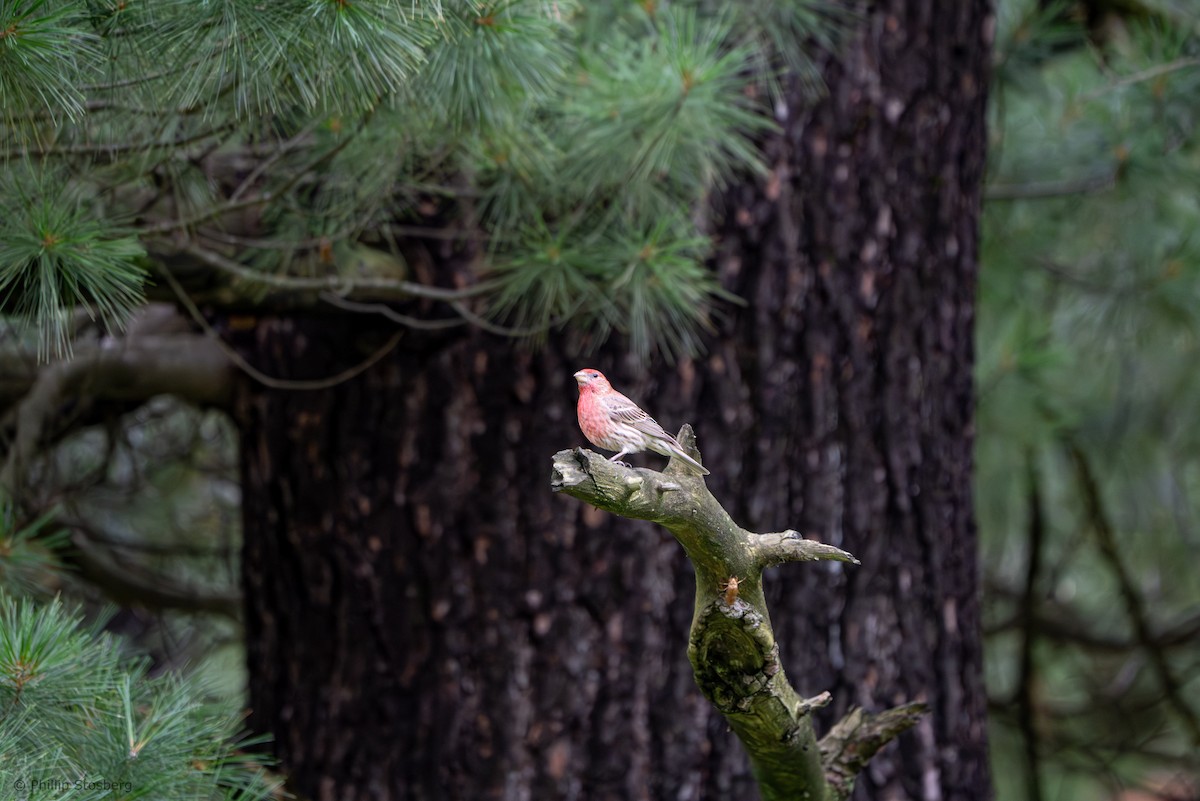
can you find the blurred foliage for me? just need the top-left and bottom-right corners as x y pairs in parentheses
(0, 395), (245, 697)
(0, 502), (69, 597)
(981, 1), (1200, 798)
(0, 592), (278, 801)
(0, 398), (250, 798)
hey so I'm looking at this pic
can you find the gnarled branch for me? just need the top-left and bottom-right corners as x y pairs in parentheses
(550, 426), (922, 801)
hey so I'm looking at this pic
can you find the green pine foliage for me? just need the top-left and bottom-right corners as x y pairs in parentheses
(0, 169), (145, 359)
(0, 593), (280, 801)
(0, 0), (847, 360)
(0, 502), (68, 598)
(0, 0), (99, 126)
(0, 409), (252, 801)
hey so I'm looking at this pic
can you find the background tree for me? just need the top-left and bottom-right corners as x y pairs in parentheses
(982, 2), (1200, 799)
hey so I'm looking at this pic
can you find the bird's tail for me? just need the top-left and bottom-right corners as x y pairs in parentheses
(659, 438), (710, 476)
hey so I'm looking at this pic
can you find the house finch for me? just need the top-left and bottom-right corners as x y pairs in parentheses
(574, 368), (709, 476)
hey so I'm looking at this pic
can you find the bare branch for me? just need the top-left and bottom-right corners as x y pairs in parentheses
(1079, 57), (1200, 103)
(798, 691), (832, 715)
(1018, 453), (1047, 801)
(158, 267), (404, 391)
(551, 426), (910, 801)
(985, 589), (1200, 653)
(178, 243), (495, 302)
(318, 292), (465, 331)
(985, 172), (1115, 200)
(229, 118), (323, 203)
(819, 703), (928, 799)
(752, 530), (860, 569)
(2, 123), (236, 159)
(62, 516), (233, 559)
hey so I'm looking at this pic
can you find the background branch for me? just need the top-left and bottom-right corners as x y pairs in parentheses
(0, 330), (233, 495)
(68, 531), (241, 619)
(1066, 438), (1200, 747)
(1018, 453), (1047, 801)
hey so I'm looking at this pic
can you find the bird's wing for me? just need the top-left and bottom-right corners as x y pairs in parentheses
(602, 393), (673, 439)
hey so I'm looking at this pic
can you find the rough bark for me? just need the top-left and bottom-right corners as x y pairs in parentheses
(234, 317), (722, 801)
(701, 0), (995, 796)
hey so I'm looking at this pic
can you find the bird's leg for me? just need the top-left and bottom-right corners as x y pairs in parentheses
(608, 448), (633, 469)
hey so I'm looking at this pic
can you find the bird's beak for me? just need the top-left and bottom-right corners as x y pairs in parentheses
(573, 370), (588, 385)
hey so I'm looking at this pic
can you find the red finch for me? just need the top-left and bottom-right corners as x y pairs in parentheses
(574, 368), (709, 476)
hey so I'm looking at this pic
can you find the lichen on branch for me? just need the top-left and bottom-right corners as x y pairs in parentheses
(550, 425), (923, 801)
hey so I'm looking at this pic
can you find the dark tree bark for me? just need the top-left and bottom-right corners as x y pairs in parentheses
(701, 0), (994, 796)
(234, 319), (722, 801)
(233, 1), (993, 799)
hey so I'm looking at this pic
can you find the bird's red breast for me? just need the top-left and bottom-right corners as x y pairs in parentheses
(572, 367), (710, 475)
(575, 369), (610, 446)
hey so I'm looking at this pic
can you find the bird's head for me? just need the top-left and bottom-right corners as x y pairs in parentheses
(573, 368), (610, 394)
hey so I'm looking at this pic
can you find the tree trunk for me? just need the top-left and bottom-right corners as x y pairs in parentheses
(701, 0), (994, 797)
(233, 0), (993, 799)
(234, 318), (726, 801)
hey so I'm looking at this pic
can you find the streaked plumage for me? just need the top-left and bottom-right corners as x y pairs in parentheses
(573, 368), (709, 476)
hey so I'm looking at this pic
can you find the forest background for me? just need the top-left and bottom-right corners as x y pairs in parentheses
(1, 0), (1198, 800)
